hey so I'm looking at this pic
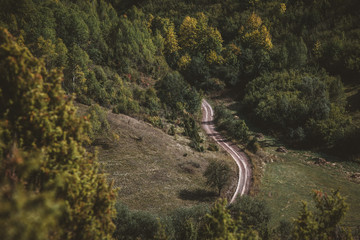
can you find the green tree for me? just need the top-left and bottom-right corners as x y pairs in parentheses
(150, 16), (180, 54)
(198, 199), (259, 240)
(198, 199), (238, 240)
(170, 205), (209, 240)
(203, 160), (231, 196)
(0, 28), (115, 240)
(0, 143), (61, 240)
(239, 12), (273, 51)
(179, 16), (199, 51)
(229, 196), (271, 239)
(292, 190), (351, 240)
(243, 70), (349, 146)
(156, 72), (201, 115)
(113, 203), (159, 240)
(214, 105), (249, 142)
(183, 115), (203, 152)
(87, 104), (110, 140)
(178, 13), (224, 63)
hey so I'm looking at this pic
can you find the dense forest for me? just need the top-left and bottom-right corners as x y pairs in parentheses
(0, 0), (359, 239)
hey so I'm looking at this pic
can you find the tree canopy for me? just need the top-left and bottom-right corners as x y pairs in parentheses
(0, 27), (115, 240)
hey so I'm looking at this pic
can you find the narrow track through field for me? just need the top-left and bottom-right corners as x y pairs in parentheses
(201, 99), (251, 203)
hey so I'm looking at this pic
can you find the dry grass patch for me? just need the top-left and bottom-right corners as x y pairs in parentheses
(76, 103), (237, 214)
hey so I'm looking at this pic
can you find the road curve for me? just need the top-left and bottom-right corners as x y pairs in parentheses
(201, 99), (251, 204)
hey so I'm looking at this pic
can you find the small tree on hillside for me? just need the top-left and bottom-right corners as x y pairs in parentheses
(203, 160), (231, 196)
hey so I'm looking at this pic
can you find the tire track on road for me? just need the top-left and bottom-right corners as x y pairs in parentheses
(201, 99), (251, 203)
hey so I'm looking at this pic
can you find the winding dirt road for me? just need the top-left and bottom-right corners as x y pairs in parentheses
(201, 99), (251, 204)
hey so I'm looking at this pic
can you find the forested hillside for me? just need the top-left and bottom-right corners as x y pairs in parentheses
(1, 0), (358, 155)
(0, 0), (359, 239)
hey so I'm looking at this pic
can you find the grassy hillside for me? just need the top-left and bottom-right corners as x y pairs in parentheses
(257, 142), (360, 229)
(76, 103), (237, 213)
(210, 93), (360, 230)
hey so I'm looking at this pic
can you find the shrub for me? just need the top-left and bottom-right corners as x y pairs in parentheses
(168, 125), (176, 136)
(247, 137), (261, 153)
(87, 104), (110, 139)
(113, 98), (140, 115)
(113, 203), (159, 240)
(207, 143), (219, 151)
(146, 116), (163, 128)
(183, 115), (203, 152)
(214, 105), (249, 142)
(170, 205), (209, 240)
(229, 196), (271, 239)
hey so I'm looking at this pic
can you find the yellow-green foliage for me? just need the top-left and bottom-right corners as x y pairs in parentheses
(198, 199), (259, 240)
(239, 12), (273, 51)
(0, 142), (61, 240)
(179, 16), (199, 51)
(292, 190), (351, 240)
(0, 28), (115, 240)
(87, 104), (110, 139)
(178, 13), (223, 59)
(178, 53), (192, 69)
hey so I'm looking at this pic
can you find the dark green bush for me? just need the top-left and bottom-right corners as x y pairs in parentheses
(214, 105), (249, 142)
(229, 196), (271, 239)
(113, 203), (159, 240)
(243, 69), (350, 147)
(156, 72), (201, 115)
(112, 98), (140, 115)
(87, 104), (110, 139)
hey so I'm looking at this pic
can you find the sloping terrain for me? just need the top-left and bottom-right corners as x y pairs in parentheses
(209, 94), (360, 229)
(77, 103), (237, 213)
(257, 145), (360, 229)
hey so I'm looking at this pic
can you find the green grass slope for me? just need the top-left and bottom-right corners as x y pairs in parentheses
(210, 94), (360, 229)
(256, 139), (360, 229)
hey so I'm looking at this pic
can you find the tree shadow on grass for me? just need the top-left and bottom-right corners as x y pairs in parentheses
(178, 188), (218, 202)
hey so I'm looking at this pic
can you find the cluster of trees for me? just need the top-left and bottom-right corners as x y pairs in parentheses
(0, 0), (171, 118)
(2, 0), (358, 156)
(1, 0), (360, 239)
(243, 69), (350, 147)
(0, 27), (115, 240)
(2, 0), (358, 154)
(132, 0), (359, 157)
(111, 190), (353, 240)
(0, 0), (207, 148)
(214, 105), (249, 143)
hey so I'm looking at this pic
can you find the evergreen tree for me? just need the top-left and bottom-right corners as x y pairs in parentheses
(0, 28), (115, 240)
